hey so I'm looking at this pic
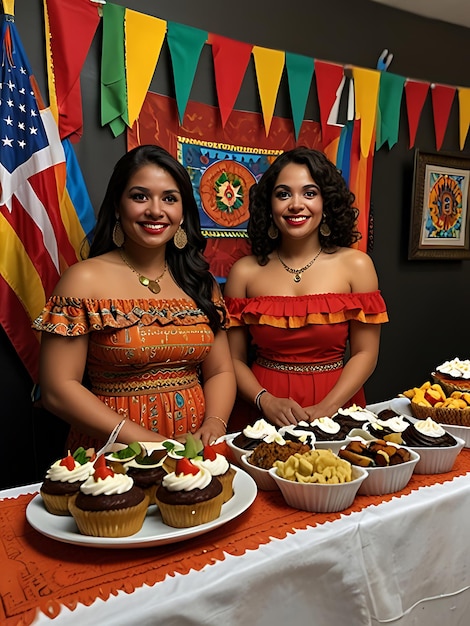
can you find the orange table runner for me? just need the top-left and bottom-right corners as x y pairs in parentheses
(1, 449), (470, 626)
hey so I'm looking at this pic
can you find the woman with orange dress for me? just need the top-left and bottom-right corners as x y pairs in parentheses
(224, 147), (388, 431)
(34, 145), (236, 449)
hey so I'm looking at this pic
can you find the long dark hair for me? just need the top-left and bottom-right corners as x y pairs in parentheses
(85, 144), (225, 331)
(248, 147), (361, 265)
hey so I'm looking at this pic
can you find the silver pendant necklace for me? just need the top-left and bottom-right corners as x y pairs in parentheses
(277, 247), (322, 283)
(119, 249), (167, 294)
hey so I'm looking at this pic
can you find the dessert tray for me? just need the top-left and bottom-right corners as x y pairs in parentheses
(26, 467), (257, 549)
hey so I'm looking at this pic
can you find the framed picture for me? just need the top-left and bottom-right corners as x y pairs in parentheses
(408, 150), (470, 260)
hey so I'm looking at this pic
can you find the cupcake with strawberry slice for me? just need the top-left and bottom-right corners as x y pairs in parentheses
(40, 447), (96, 516)
(155, 457), (224, 528)
(194, 445), (236, 503)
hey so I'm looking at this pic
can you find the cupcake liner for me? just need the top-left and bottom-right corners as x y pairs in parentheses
(40, 490), (75, 516)
(155, 492), (224, 528)
(68, 494), (149, 537)
(217, 467), (237, 502)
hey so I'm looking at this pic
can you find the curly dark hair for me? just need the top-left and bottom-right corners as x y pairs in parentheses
(248, 147), (361, 265)
(84, 144), (225, 332)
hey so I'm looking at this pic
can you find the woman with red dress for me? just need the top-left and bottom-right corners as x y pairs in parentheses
(224, 147), (388, 431)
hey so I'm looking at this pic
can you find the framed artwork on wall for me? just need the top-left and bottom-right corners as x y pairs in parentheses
(409, 150), (470, 260)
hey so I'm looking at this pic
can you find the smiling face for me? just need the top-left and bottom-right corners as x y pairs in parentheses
(118, 164), (183, 249)
(271, 162), (323, 240)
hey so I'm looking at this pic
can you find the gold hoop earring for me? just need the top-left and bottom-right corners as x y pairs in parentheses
(173, 226), (188, 250)
(112, 220), (125, 247)
(320, 220), (331, 237)
(268, 223), (278, 239)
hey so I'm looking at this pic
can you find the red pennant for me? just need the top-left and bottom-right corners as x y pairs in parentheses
(404, 80), (430, 149)
(46, 0), (101, 141)
(314, 61), (345, 149)
(209, 34), (253, 127)
(431, 84), (456, 150)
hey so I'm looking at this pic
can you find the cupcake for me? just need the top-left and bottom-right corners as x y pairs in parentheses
(401, 417), (457, 447)
(40, 447), (96, 516)
(68, 455), (149, 537)
(194, 445), (236, 503)
(124, 450), (167, 506)
(155, 457), (224, 528)
(365, 414), (410, 444)
(333, 404), (378, 434)
(281, 416), (349, 445)
(231, 418), (282, 451)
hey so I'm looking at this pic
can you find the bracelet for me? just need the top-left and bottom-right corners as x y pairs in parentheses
(254, 388), (267, 411)
(205, 415), (227, 430)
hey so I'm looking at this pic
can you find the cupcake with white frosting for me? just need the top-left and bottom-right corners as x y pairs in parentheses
(68, 454), (149, 537)
(40, 447), (96, 516)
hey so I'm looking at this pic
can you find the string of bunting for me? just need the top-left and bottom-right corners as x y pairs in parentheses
(40, 0), (470, 153)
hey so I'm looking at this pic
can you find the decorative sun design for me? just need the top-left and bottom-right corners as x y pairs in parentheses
(428, 174), (462, 236)
(214, 172), (244, 213)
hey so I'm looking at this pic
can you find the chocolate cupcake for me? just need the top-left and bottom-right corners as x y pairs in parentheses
(401, 418), (457, 448)
(155, 458), (224, 528)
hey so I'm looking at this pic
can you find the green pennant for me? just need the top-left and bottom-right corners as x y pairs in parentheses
(166, 22), (208, 124)
(376, 72), (406, 150)
(285, 52), (314, 140)
(101, 3), (128, 137)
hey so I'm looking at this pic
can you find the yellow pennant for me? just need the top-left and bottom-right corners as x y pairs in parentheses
(458, 87), (470, 150)
(252, 46), (285, 136)
(125, 10), (167, 128)
(352, 67), (380, 158)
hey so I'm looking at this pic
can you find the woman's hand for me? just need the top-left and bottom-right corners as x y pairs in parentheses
(195, 416), (228, 446)
(259, 392), (310, 427)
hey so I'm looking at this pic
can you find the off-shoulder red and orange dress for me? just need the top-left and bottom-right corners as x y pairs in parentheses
(225, 291), (388, 430)
(34, 296), (224, 450)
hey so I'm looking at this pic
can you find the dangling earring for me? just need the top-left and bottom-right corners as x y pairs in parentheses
(320, 219), (331, 237)
(112, 219), (125, 247)
(268, 223), (278, 239)
(173, 226), (188, 250)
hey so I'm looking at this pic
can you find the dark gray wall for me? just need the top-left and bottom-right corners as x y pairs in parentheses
(2, 0), (469, 487)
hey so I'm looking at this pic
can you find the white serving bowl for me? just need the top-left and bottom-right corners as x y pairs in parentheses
(314, 437), (351, 455)
(356, 449), (420, 496)
(439, 424), (470, 448)
(268, 465), (367, 513)
(239, 454), (278, 491)
(408, 436), (465, 474)
(225, 433), (254, 466)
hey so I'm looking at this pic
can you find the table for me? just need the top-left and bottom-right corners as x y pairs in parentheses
(2, 452), (470, 625)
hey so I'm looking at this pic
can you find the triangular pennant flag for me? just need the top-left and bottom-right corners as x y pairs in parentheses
(252, 46), (285, 136)
(404, 79), (430, 149)
(166, 22), (207, 124)
(125, 11), (166, 128)
(314, 60), (345, 148)
(44, 0), (100, 142)
(209, 34), (253, 128)
(431, 83), (456, 150)
(352, 66), (380, 158)
(285, 52), (314, 140)
(376, 72), (406, 150)
(100, 2), (127, 136)
(327, 75), (355, 127)
(458, 87), (470, 150)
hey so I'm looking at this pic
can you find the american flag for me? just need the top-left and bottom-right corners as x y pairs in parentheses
(0, 13), (94, 383)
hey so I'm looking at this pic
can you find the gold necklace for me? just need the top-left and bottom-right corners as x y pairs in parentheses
(277, 247), (322, 283)
(119, 249), (167, 294)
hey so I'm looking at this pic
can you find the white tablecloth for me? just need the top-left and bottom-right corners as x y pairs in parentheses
(5, 471), (470, 626)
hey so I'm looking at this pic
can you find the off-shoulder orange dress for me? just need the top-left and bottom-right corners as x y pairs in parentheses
(34, 296), (224, 450)
(225, 291), (388, 431)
